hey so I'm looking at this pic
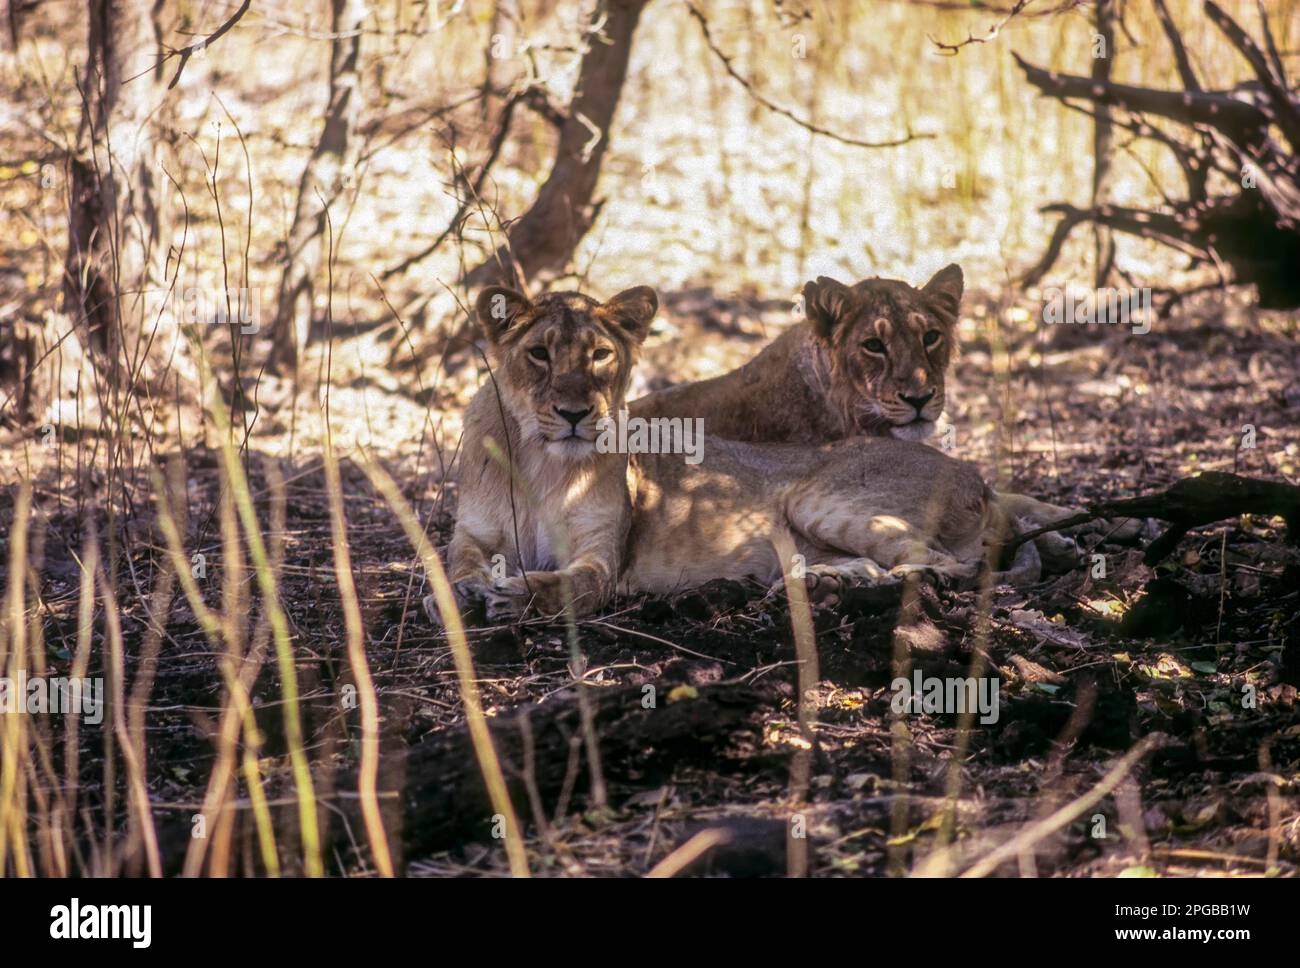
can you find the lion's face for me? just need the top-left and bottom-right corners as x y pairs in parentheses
(476, 286), (658, 459)
(803, 265), (963, 440)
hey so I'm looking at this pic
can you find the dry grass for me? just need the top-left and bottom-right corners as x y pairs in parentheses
(0, 0), (1298, 878)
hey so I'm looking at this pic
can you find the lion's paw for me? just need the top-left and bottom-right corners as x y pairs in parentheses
(423, 575), (490, 627)
(485, 575), (532, 623)
(769, 562), (901, 605)
(484, 572), (568, 623)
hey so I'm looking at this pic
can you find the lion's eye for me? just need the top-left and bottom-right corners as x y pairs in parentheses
(528, 347), (549, 362)
(862, 338), (887, 354)
(592, 348), (613, 363)
(923, 330), (941, 347)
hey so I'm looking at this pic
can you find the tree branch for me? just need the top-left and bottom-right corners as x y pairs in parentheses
(1204, 0), (1300, 152)
(1007, 472), (1300, 564)
(1152, 0), (1201, 93)
(929, 0), (1037, 55)
(1012, 50), (1268, 144)
(127, 0), (253, 89)
(686, 2), (929, 149)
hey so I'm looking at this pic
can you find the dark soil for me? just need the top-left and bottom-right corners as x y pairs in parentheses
(5, 289), (1300, 878)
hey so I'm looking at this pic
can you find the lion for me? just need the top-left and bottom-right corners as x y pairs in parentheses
(629, 265), (964, 443)
(629, 264), (1137, 554)
(433, 285), (1027, 624)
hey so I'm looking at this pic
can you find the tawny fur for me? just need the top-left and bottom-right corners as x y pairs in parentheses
(628, 264), (1122, 545)
(630, 265), (964, 443)
(439, 285), (1020, 624)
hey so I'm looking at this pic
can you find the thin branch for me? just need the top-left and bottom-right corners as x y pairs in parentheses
(929, 0), (1038, 55)
(685, 2), (928, 149)
(381, 93), (521, 281)
(127, 0), (253, 89)
(1152, 0), (1201, 93)
(960, 735), (1165, 878)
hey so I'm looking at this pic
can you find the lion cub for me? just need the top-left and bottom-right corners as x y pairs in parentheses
(433, 285), (1017, 625)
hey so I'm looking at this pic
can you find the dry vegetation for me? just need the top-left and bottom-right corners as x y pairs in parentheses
(0, 0), (1298, 878)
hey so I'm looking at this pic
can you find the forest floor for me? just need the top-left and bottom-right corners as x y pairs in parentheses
(4, 284), (1299, 877)
(5, 0), (1300, 880)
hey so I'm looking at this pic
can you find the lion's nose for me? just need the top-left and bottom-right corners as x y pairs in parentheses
(554, 406), (592, 428)
(899, 390), (935, 414)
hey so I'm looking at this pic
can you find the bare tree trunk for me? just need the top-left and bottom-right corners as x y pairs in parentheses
(268, 0), (366, 372)
(1091, 0), (1116, 290)
(0, 318), (39, 426)
(63, 0), (166, 390)
(482, 0), (522, 116)
(6, 0), (39, 49)
(460, 0), (650, 293)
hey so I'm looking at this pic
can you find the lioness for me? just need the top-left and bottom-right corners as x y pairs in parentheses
(629, 265), (963, 443)
(437, 285), (1022, 624)
(630, 265), (1132, 548)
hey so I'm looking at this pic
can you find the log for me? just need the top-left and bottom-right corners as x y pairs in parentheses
(151, 680), (779, 874)
(386, 680), (776, 865)
(1009, 472), (1300, 564)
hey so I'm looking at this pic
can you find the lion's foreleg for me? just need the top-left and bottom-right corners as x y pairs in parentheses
(423, 524), (500, 626)
(485, 553), (617, 622)
(447, 529), (497, 599)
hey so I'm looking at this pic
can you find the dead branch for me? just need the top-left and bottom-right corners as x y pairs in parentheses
(268, 0), (365, 372)
(1151, 0), (1200, 92)
(1204, 0), (1300, 151)
(685, 2), (929, 149)
(930, 0), (1037, 56)
(380, 92), (523, 282)
(128, 0), (252, 89)
(1015, 1), (1300, 309)
(1012, 51), (1269, 144)
(1009, 472), (1300, 565)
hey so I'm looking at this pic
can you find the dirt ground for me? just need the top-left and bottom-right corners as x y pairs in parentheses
(5, 282), (1299, 878)
(2, 0), (1299, 878)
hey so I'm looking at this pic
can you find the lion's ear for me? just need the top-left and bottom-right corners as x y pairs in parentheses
(803, 276), (854, 340)
(475, 286), (531, 343)
(602, 286), (658, 343)
(922, 263), (964, 320)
